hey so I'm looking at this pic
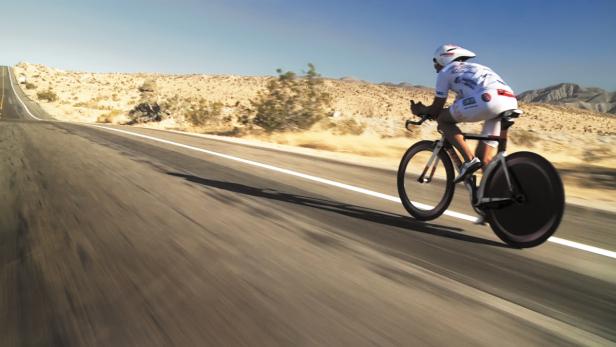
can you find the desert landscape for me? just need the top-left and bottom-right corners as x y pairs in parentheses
(12, 62), (616, 209)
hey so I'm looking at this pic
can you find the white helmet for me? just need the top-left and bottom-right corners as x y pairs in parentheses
(433, 44), (476, 66)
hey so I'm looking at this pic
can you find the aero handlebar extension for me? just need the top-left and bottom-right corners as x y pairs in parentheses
(405, 114), (431, 130)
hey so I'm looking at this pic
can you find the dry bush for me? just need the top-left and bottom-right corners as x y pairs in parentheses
(37, 89), (58, 102)
(138, 79), (157, 93)
(160, 94), (186, 116)
(25, 82), (37, 90)
(138, 79), (158, 103)
(128, 78), (161, 123)
(186, 100), (223, 126)
(251, 64), (331, 132)
(128, 103), (164, 124)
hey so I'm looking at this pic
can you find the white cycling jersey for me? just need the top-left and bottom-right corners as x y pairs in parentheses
(435, 61), (513, 99)
(435, 61), (518, 147)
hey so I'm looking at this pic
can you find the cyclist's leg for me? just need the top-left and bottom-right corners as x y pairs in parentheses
(437, 108), (474, 162)
(477, 89), (518, 165)
(477, 118), (500, 166)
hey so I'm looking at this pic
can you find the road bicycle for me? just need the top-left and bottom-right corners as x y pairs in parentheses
(397, 109), (565, 248)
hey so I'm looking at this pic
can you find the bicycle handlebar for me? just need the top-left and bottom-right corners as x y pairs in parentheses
(405, 114), (431, 130)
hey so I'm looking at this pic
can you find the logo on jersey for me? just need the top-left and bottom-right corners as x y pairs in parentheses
(497, 89), (515, 98)
(481, 93), (492, 102)
(462, 97), (477, 106)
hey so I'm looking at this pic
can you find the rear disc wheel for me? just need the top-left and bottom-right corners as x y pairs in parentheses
(484, 152), (565, 248)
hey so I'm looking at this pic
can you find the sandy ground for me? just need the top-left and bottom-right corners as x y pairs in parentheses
(13, 62), (616, 210)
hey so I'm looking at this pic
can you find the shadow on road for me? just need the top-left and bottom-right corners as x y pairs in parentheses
(167, 172), (508, 248)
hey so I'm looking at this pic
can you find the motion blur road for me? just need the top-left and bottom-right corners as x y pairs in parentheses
(1, 66), (615, 346)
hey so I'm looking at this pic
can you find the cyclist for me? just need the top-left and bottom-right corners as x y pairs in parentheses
(410, 44), (518, 183)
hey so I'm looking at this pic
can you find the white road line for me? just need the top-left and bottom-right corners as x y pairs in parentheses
(88, 124), (616, 259)
(548, 237), (616, 259)
(7, 67), (42, 121)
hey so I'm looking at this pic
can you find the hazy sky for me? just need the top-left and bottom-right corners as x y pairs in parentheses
(2, 0), (615, 92)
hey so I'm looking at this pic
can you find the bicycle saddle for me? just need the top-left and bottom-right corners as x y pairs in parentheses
(499, 109), (523, 119)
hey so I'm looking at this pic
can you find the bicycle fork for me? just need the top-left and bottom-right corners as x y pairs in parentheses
(417, 140), (445, 183)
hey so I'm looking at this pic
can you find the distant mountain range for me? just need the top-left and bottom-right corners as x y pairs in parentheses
(517, 83), (616, 114)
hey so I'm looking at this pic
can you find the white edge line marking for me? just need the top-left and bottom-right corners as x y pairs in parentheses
(548, 237), (616, 259)
(7, 67), (42, 121)
(87, 124), (615, 259)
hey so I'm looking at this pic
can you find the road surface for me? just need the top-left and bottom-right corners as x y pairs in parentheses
(1, 66), (615, 346)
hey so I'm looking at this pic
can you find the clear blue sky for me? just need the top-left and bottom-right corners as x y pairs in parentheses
(2, 0), (615, 92)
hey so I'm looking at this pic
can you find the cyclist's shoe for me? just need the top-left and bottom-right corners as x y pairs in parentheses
(454, 157), (482, 183)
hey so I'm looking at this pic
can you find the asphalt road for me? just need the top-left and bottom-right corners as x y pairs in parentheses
(1, 66), (615, 346)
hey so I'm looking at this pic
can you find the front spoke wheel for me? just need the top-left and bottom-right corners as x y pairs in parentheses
(397, 141), (455, 220)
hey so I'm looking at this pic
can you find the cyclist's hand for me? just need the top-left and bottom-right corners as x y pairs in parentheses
(410, 100), (427, 116)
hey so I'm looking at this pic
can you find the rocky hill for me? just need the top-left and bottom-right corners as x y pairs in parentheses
(518, 83), (616, 114)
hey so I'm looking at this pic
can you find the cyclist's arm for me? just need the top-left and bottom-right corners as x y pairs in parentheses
(426, 96), (446, 119)
(428, 68), (449, 118)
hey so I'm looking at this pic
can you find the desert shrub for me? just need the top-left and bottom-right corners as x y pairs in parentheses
(126, 78), (163, 124)
(138, 79), (157, 95)
(186, 101), (223, 126)
(333, 118), (366, 135)
(251, 63), (331, 132)
(136, 78), (159, 105)
(237, 114), (251, 126)
(25, 82), (37, 90)
(160, 94), (185, 115)
(97, 109), (122, 123)
(510, 129), (540, 147)
(128, 103), (165, 124)
(37, 89), (58, 102)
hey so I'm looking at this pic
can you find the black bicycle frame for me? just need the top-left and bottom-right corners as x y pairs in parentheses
(443, 117), (520, 210)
